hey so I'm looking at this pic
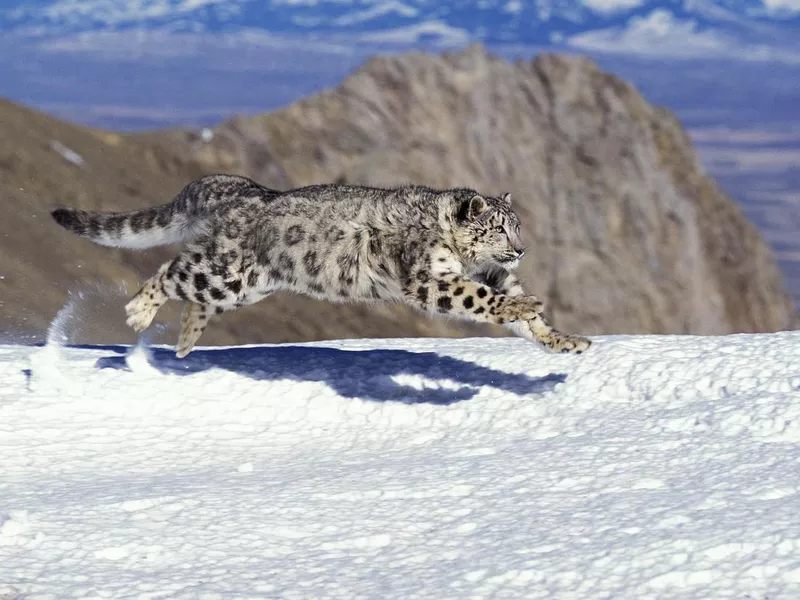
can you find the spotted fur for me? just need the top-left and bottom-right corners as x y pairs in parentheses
(52, 175), (592, 357)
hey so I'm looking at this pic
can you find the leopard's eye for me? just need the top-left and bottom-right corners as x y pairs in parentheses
(495, 226), (505, 234)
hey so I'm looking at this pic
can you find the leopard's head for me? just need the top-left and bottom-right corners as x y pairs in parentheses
(452, 191), (525, 269)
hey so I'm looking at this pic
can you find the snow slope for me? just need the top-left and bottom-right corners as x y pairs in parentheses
(1, 331), (800, 598)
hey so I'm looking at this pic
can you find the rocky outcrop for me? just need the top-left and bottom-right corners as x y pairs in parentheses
(160, 45), (794, 335)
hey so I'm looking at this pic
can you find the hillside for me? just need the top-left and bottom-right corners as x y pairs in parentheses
(1, 47), (795, 346)
(0, 98), (188, 344)
(1, 331), (799, 597)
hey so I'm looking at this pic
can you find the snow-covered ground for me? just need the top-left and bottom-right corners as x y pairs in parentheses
(1, 331), (800, 599)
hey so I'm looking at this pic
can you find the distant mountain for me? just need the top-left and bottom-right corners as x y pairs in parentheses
(2, 0), (799, 61)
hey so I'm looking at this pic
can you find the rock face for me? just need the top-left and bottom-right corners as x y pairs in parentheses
(1, 46), (794, 346)
(161, 45), (794, 336)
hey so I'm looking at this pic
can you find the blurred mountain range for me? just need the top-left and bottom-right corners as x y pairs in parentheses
(2, 0), (799, 62)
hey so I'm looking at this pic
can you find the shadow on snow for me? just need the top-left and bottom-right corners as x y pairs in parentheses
(94, 345), (566, 405)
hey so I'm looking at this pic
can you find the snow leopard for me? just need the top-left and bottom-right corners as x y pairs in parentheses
(51, 174), (592, 358)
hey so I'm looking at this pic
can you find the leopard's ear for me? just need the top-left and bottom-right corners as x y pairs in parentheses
(458, 194), (488, 222)
(501, 192), (512, 206)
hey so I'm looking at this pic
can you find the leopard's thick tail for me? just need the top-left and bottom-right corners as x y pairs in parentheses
(51, 174), (276, 250)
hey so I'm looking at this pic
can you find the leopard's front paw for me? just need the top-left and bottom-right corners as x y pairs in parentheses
(541, 331), (592, 355)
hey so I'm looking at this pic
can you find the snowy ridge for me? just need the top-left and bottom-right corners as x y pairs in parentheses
(1, 331), (800, 598)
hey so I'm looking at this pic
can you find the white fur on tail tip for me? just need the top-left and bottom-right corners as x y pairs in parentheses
(94, 221), (205, 250)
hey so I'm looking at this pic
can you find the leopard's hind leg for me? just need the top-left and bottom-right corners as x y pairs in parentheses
(125, 261), (172, 333)
(125, 254), (198, 334)
(130, 241), (272, 357)
(176, 302), (224, 358)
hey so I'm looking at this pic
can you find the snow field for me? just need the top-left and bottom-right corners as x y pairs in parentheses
(1, 331), (799, 598)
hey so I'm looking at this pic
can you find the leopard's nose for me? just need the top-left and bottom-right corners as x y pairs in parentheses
(517, 250), (525, 259)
